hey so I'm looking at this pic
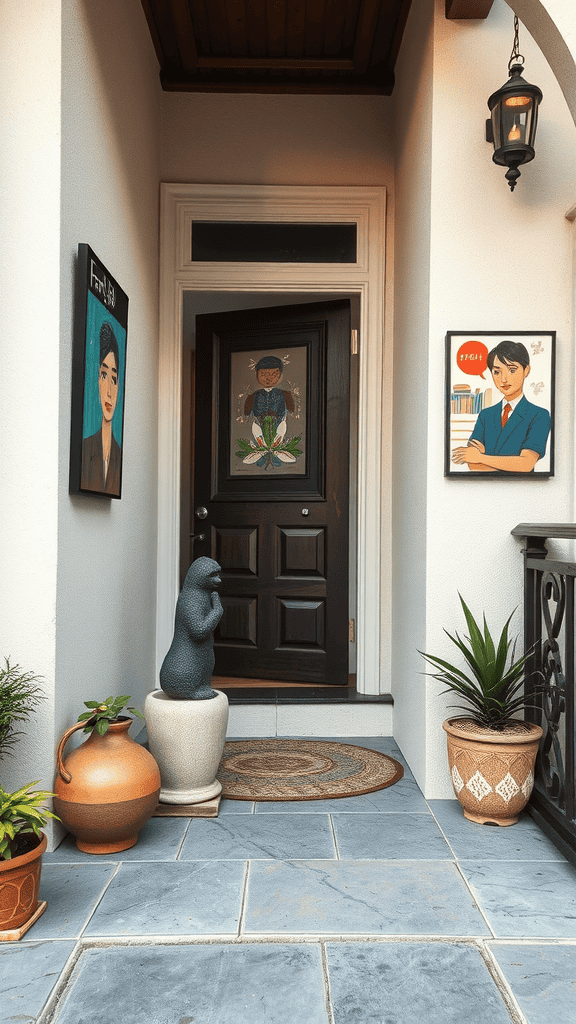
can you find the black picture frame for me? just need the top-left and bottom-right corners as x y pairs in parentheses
(194, 318), (326, 503)
(69, 245), (129, 498)
(215, 332), (321, 501)
(445, 331), (555, 478)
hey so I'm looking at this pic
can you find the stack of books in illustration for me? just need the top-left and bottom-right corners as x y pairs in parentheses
(451, 383), (493, 415)
(450, 384), (493, 452)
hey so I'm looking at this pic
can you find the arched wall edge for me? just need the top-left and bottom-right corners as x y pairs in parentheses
(506, 0), (576, 122)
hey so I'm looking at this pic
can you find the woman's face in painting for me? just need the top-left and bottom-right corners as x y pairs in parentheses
(98, 351), (118, 423)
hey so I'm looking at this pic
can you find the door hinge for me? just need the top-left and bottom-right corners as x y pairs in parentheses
(349, 618), (356, 643)
(351, 329), (358, 355)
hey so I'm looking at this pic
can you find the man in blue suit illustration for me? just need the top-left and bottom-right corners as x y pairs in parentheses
(452, 340), (550, 473)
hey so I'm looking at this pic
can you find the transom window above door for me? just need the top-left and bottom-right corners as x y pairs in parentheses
(191, 222), (357, 263)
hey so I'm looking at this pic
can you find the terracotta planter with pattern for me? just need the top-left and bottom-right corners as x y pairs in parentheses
(54, 718), (161, 854)
(0, 832), (47, 931)
(443, 717), (543, 826)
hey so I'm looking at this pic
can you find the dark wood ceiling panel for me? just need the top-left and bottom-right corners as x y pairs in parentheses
(141, 0), (182, 66)
(323, 0), (348, 57)
(343, 0), (362, 49)
(246, 0), (268, 55)
(203, 0), (230, 56)
(190, 1), (211, 55)
(304, 0), (327, 58)
(141, 0), (495, 94)
(267, 0), (287, 56)
(225, 0), (248, 55)
(168, 0), (198, 72)
(352, 0), (382, 74)
(369, 0), (407, 76)
(286, 0), (306, 58)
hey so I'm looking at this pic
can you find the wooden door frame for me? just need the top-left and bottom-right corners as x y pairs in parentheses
(158, 183), (388, 695)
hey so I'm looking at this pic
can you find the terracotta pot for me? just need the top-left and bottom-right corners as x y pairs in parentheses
(443, 717), (543, 826)
(0, 831), (47, 931)
(53, 718), (161, 854)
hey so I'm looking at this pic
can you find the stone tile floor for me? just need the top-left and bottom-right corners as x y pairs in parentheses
(2, 737), (576, 1023)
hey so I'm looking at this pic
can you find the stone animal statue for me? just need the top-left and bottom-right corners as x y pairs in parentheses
(160, 557), (223, 700)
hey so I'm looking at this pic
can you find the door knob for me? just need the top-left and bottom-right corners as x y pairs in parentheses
(195, 506), (208, 519)
(191, 533), (205, 542)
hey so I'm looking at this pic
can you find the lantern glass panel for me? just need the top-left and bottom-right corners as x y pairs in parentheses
(501, 98), (534, 146)
(491, 103), (502, 149)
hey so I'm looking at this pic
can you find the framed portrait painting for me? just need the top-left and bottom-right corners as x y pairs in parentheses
(229, 345), (307, 480)
(69, 245), (128, 498)
(445, 331), (555, 478)
(194, 317), (326, 503)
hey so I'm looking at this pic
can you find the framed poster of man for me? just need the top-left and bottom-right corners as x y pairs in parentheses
(69, 245), (128, 498)
(445, 331), (555, 478)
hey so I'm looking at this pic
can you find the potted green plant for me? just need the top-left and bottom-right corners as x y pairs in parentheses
(53, 695), (161, 854)
(0, 659), (57, 936)
(0, 782), (59, 935)
(0, 658), (45, 757)
(420, 596), (543, 826)
(76, 694), (145, 735)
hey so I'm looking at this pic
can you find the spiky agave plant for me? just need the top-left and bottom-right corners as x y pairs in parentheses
(420, 596), (541, 730)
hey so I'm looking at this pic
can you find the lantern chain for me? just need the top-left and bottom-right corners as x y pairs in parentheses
(508, 15), (525, 73)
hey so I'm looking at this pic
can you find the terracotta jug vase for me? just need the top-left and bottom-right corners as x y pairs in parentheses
(53, 718), (161, 854)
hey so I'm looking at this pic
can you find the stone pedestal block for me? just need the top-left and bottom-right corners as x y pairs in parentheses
(145, 689), (229, 804)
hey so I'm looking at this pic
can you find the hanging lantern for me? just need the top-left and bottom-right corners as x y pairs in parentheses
(487, 17), (542, 192)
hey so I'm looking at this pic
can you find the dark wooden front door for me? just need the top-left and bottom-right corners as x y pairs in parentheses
(192, 299), (350, 685)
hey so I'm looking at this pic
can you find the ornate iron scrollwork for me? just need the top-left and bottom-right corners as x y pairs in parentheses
(538, 572), (567, 807)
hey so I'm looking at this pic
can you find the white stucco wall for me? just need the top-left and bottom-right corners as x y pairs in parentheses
(161, 93), (395, 189)
(392, 0), (435, 793)
(394, 0), (576, 797)
(0, 0), (161, 822)
(0, 0), (62, 793)
(56, 0), (162, 771)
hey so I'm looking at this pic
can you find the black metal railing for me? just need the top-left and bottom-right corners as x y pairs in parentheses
(512, 524), (576, 864)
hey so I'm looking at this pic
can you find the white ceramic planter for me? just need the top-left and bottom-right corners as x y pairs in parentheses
(144, 689), (229, 804)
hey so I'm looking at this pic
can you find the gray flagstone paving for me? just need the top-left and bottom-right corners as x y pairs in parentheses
(3, 736), (576, 1024)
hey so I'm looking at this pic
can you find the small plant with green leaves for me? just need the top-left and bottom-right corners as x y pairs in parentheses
(235, 415), (303, 471)
(420, 595), (541, 731)
(0, 658), (45, 761)
(0, 782), (59, 860)
(77, 695), (145, 736)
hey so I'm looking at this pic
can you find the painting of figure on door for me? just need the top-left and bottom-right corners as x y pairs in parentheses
(230, 346), (307, 476)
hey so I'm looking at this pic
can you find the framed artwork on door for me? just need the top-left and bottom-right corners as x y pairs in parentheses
(230, 345), (307, 478)
(445, 331), (555, 478)
(199, 319), (326, 502)
(69, 245), (129, 498)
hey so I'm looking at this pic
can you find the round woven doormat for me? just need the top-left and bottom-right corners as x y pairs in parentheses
(217, 739), (404, 801)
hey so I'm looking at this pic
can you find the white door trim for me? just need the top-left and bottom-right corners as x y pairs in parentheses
(157, 183), (387, 694)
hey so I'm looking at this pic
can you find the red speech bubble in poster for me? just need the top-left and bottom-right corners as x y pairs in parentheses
(456, 340), (488, 379)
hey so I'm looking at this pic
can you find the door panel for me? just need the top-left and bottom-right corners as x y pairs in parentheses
(279, 528), (325, 578)
(214, 527), (258, 575)
(192, 299), (350, 684)
(218, 595), (258, 646)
